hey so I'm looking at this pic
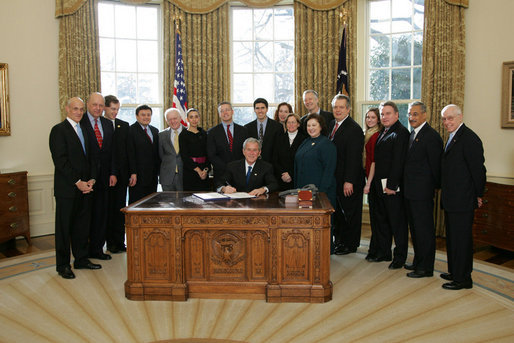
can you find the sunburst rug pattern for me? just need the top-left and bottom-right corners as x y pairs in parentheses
(0, 247), (513, 343)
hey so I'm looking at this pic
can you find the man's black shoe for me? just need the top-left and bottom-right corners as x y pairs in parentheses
(74, 260), (102, 269)
(388, 261), (404, 269)
(365, 253), (376, 261)
(335, 246), (357, 255)
(368, 255), (393, 263)
(442, 281), (472, 290)
(107, 245), (126, 254)
(404, 263), (415, 271)
(89, 252), (112, 260)
(57, 266), (75, 279)
(406, 270), (433, 278)
(440, 273), (453, 281)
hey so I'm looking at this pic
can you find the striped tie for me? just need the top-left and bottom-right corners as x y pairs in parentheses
(227, 124), (233, 152)
(94, 118), (103, 148)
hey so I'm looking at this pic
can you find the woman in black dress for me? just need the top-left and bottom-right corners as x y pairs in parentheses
(179, 108), (210, 191)
(273, 113), (306, 191)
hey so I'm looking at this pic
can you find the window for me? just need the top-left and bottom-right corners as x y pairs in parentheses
(364, 0), (424, 127)
(98, 1), (163, 129)
(230, 6), (295, 125)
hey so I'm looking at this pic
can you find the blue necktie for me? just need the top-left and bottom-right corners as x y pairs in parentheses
(445, 132), (454, 151)
(246, 166), (252, 185)
(76, 124), (86, 154)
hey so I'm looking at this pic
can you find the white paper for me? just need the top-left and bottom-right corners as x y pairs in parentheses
(381, 178), (400, 193)
(192, 192), (229, 201)
(225, 192), (256, 199)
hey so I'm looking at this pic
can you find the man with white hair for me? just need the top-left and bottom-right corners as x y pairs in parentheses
(300, 90), (334, 136)
(159, 108), (184, 191)
(440, 104), (486, 290)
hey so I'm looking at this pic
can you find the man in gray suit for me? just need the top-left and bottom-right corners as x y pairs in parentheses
(158, 108), (184, 191)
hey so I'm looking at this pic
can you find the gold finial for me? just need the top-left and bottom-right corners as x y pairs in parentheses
(173, 13), (183, 32)
(340, 8), (348, 26)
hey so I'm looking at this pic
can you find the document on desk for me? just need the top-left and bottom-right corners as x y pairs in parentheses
(192, 192), (230, 201)
(225, 192), (256, 199)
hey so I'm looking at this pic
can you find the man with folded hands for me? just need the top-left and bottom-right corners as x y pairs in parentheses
(217, 137), (278, 196)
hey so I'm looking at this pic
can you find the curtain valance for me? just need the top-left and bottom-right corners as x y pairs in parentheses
(444, 0), (468, 8)
(56, 0), (348, 17)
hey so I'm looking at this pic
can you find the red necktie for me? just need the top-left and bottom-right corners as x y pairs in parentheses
(144, 127), (152, 143)
(329, 122), (339, 140)
(94, 118), (103, 148)
(227, 124), (233, 152)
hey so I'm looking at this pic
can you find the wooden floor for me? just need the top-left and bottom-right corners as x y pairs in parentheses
(6, 225), (512, 268)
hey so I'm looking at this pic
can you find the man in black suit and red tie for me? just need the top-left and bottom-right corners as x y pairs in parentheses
(218, 138), (278, 196)
(244, 98), (283, 163)
(80, 92), (115, 261)
(49, 97), (101, 279)
(403, 101), (443, 278)
(128, 104), (161, 204)
(300, 90), (334, 136)
(103, 95), (135, 254)
(370, 101), (410, 269)
(440, 104), (486, 290)
(329, 94), (365, 255)
(207, 101), (248, 185)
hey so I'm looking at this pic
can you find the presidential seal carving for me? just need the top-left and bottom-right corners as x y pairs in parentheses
(210, 231), (245, 267)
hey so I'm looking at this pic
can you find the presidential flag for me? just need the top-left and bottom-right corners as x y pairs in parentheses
(172, 30), (188, 127)
(336, 25), (349, 96)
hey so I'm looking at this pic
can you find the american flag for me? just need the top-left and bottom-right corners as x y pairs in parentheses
(336, 25), (349, 96)
(172, 31), (188, 127)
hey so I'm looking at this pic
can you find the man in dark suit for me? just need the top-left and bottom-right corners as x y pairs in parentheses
(403, 101), (443, 278)
(49, 97), (101, 279)
(370, 101), (410, 269)
(159, 108), (184, 191)
(207, 101), (248, 185)
(329, 94), (365, 255)
(103, 95), (135, 254)
(440, 104), (486, 290)
(128, 104), (160, 204)
(244, 98), (282, 163)
(300, 90), (334, 136)
(80, 92), (115, 261)
(218, 138), (278, 196)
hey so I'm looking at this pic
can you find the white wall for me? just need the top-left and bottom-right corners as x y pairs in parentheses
(0, 0), (59, 236)
(464, 0), (514, 179)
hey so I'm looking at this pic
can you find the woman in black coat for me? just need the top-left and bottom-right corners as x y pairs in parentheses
(273, 113), (306, 191)
(179, 108), (210, 191)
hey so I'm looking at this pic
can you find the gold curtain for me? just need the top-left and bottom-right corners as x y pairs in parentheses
(294, 0), (356, 116)
(56, 0), (346, 16)
(57, 0), (101, 119)
(421, 0), (468, 236)
(163, 2), (230, 129)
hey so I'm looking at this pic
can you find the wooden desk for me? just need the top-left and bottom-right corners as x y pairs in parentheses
(122, 192), (334, 303)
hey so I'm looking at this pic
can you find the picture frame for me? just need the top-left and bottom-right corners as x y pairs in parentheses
(0, 63), (11, 136)
(501, 61), (514, 129)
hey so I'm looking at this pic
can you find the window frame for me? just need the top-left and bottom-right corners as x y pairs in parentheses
(229, 4), (295, 125)
(98, 0), (164, 129)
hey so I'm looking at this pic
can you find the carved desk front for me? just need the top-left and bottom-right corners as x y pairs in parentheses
(122, 192), (334, 303)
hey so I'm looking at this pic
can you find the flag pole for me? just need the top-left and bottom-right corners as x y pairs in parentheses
(171, 13), (189, 128)
(336, 8), (349, 96)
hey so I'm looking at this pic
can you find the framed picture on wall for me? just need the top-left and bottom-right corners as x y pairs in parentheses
(0, 63), (10, 136)
(501, 61), (514, 129)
